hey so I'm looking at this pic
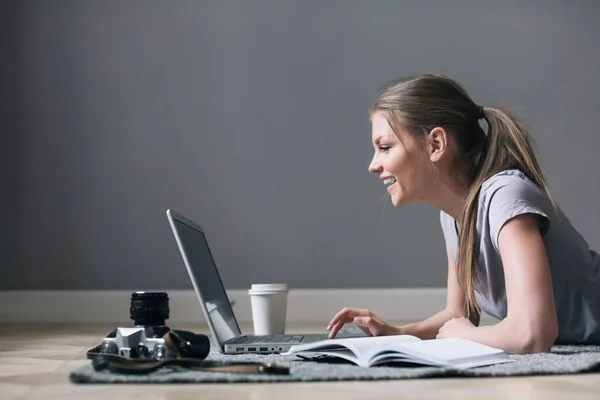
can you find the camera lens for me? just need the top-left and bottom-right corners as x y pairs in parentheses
(130, 291), (170, 326)
(154, 344), (167, 360)
(136, 344), (150, 359)
(99, 340), (118, 355)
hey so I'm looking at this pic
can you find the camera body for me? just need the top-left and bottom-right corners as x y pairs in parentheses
(100, 325), (176, 360)
(98, 292), (210, 361)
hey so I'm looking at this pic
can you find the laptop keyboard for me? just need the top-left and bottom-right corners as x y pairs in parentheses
(237, 335), (304, 344)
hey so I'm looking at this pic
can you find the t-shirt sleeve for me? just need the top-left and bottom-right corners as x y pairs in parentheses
(439, 210), (453, 244)
(486, 178), (551, 252)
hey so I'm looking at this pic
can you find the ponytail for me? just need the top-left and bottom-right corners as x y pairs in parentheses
(456, 106), (556, 320)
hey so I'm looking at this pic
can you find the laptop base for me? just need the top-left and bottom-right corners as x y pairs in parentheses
(223, 333), (359, 354)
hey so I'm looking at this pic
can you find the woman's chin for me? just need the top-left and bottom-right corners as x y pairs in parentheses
(390, 193), (411, 208)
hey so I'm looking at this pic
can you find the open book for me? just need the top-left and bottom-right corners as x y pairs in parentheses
(282, 335), (513, 369)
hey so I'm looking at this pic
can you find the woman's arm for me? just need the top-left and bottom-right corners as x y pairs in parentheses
(326, 242), (470, 339)
(437, 213), (559, 353)
(398, 243), (476, 339)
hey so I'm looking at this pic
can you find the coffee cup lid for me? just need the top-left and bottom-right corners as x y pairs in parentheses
(249, 283), (288, 292)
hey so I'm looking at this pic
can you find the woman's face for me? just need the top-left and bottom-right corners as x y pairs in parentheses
(368, 112), (434, 208)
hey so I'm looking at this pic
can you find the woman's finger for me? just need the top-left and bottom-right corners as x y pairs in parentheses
(353, 316), (373, 336)
(327, 308), (374, 337)
(355, 316), (386, 336)
(327, 307), (358, 330)
(327, 320), (346, 338)
(327, 309), (346, 330)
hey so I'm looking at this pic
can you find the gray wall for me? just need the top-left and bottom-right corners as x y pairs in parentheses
(1, 0), (599, 290)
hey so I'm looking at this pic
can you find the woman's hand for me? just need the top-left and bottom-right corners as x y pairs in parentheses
(326, 308), (400, 338)
(436, 317), (476, 339)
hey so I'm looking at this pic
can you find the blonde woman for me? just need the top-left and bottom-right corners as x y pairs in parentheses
(327, 74), (600, 354)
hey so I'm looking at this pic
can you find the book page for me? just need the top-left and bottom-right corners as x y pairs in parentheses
(284, 334), (421, 366)
(391, 338), (510, 366)
(369, 353), (442, 367)
(294, 349), (362, 365)
(347, 335), (421, 365)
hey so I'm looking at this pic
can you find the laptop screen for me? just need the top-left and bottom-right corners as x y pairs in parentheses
(171, 217), (241, 343)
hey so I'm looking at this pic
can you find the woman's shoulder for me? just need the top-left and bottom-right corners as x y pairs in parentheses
(478, 169), (553, 249)
(437, 169), (539, 229)
(439, 169), (553, 242)
(478, 169), (550, 208)
(480, 168), (537, 189)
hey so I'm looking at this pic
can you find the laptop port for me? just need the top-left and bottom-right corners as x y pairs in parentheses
(248, 347), (256, 351)
(259, 347), (268, 352)
(236, 348), (244, 352)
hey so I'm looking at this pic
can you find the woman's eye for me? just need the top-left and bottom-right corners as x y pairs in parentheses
(379, 145), (391, 153)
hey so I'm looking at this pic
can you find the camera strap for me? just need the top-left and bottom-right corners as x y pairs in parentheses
(86, 344), (290, 375)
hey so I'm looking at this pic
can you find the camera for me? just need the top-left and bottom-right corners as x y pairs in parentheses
(98, 292), (210, 361)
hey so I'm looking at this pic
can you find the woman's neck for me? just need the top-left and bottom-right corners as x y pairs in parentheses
(427, 166), (473, 221)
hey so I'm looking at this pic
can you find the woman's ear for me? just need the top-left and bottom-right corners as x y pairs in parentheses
(427, 127), (449, 163)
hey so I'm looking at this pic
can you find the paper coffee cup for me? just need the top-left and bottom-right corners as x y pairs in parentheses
(248, 284), (288, 335)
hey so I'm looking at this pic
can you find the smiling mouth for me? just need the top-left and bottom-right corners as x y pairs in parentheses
(383, 177), (396, 186)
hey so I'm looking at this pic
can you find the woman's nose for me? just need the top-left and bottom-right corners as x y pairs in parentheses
(368, 158), (381, 174)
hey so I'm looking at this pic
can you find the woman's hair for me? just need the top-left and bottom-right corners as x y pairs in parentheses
(370, 74), (555, 320)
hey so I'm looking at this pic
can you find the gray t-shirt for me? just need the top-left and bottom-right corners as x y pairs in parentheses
(440, 169), (600, 344)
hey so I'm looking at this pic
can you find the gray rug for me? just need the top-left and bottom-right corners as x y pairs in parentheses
(70, 328), (600, 383)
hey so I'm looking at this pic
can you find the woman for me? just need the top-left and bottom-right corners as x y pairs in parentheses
(326, 74), (600, 354)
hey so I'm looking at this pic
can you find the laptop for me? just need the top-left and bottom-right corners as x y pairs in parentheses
(166, 209), (361, 354)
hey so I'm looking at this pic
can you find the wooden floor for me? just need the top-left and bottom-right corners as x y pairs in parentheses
(1, 322), (600, 399)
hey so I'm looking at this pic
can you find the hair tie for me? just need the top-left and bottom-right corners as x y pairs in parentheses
(477, 105), (485, 119)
